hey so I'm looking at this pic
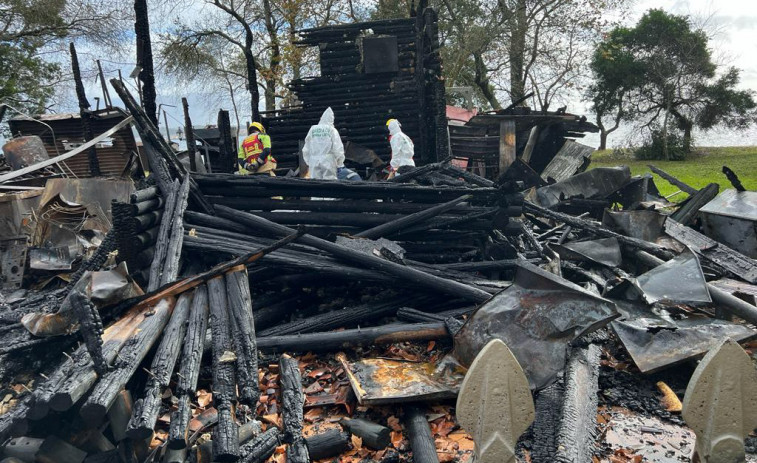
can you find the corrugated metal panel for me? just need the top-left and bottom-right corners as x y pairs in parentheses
(7, 109), (139, 178)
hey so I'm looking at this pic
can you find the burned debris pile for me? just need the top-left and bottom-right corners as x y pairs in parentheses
(1, 11), (757, 463)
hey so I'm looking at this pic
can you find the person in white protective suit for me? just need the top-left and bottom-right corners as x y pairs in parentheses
(302, 107), (356, 180)
(386, 119), (415, 178)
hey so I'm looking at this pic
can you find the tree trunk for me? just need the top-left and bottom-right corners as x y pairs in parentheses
(473, 54), (501, 110)
(508, 0), (528, 104)
(134, 0), (158, 126)
(244, 40), (261, 122)
(263, 0), (280, 112)
(682, 121), (693, 153)
(599, 130), (608, 151)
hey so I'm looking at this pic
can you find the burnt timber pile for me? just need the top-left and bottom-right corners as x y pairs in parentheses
(264, 9), (448, 173)
(2, 10), (757, 463)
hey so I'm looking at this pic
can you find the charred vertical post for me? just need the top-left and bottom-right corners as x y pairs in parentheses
(498, 120), (516, 177)
(134, 0), (157, 126)
(182, 98), (197, 172)
(226, 270), (260, 406)
(168, 286), (210, 450)
(217, 110), (236, 173)
(69, 291), (107, 376)
(70, 42), (101, 177)
(96, 60), (112, 108)
(208, 276), (239, 461)
(279, 354), (308, 463)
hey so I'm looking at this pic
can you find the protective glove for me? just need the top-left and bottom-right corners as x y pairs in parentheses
(244, 161), (259, 173)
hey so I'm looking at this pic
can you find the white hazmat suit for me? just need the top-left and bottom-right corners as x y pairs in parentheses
(388, 119), (415, 171)
(302, 107), (344, 180)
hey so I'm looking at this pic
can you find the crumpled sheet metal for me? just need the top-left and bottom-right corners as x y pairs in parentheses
(635, 248), (711, 305)
(602, 209), (667, 242)
(553, 237), (622, 267)
(452, 262), (619, 390)
(21, 262), (143, 337)
(535, 166), (631, 208)
(29, 247), (74, 271)
(612, 315), (757, 374)
(337, 354), (465, 405)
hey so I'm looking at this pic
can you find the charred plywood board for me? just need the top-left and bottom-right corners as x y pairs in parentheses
(337, 354), (465, 405)
(540, 140), (594, 183)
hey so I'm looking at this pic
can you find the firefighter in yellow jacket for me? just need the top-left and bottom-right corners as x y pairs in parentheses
(237, 122), (276, 175)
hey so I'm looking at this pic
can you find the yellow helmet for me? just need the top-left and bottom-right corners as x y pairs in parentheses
(249, 122), (265, 134)
(386, 118), (398, 127)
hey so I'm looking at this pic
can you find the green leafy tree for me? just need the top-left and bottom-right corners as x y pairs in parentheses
(589, 9), (756, 157)
(1, 0), (127, 114)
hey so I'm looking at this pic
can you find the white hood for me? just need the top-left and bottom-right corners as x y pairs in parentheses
(319, 107), (335, 126)
(388, 119), (402, 136)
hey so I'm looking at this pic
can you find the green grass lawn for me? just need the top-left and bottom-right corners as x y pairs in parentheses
(589, 146), (757, 201)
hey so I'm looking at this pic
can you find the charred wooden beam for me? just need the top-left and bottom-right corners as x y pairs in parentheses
(48, 306), (146, 413)
(107, 390), (133, 443)
(79, 298), (175, 422)
(258, 294), (426, 337)
(524, 201), (674, 260)
(148, 179), (179, 291)
(405, 406), (439, 463)
(69, 291), (107, 376)
(239, 427), (281, 463)
(218, 110), (236, 173)
(183, 98), (197, 172)
(161, 175), (191, 285)
(305, 429), (350, 460)
(208, 276), (239, 462)
(125, 227), (303, 313)
(355, 194), (472, 239)
(214, 205), (491, 302)
(280, 354), (308, 463)
(258, 322), (449, 353)
(670, 183), (719, 226)
(340, 418), (390, 450)
(205, 195), (489, 215)
(647, 164), (697, 195)
(134, 0), (157, 126)
(126, 291), (192, 440)
(168, 286), (209, 449)
(722, 166), (746, 191)
(109, 79), (213, 213)
(194, 174), (501, 203)
(226, 270), (260, 407)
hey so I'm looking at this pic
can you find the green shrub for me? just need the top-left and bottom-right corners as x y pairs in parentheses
(634, 129), (690, 161)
